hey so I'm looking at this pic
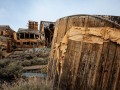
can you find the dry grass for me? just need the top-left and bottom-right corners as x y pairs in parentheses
(1, 78), (52, 90)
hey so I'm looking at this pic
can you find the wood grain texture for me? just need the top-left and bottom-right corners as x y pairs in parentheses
(47, 15), (120, 90)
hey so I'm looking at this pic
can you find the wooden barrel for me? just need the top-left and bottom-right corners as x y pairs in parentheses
(47, 15), (120, 90)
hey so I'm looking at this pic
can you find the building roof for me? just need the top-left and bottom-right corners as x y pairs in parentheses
(40, 21), (55, 28)
(18, 28), (40, 35)
(0, 25), (15, 32)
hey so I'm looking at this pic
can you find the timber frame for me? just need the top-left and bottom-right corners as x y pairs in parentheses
(13, 21), (44, 48)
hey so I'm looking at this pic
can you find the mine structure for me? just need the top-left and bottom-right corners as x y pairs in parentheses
(0, 20), (55, 58)
(40, 21), (55, 47)
(13, 21), (44, 49)
(0, 21), (55, 51)
(0, 21), (46, 58)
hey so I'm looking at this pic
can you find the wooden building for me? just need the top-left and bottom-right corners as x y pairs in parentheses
(14, 21), (44, 48)
(47, 15), (120, 90)
(0, 25), (14, 38)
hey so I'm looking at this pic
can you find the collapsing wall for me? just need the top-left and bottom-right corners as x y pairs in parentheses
(47, 15), (120, 90)
(28, 21), (38, 31)
(40, 21), (55, 47)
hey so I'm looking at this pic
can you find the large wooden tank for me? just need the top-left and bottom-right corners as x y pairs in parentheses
(47, 15), (120, 90)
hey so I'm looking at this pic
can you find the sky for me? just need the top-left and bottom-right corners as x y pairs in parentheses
(0, 0), (120, 31)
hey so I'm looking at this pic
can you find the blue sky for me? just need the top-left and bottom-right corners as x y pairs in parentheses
(0, 0), (119, 31)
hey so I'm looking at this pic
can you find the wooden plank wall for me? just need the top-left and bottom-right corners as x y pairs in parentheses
(47, 15), (120, 90)
(53, 40), (120, 90)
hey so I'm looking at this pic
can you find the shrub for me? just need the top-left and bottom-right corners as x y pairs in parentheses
(21, 60), (31, 66)
(7, 62), (22, 77)
(1, 78), (52, 90)
(0, 60), (22, 78)
(0, 60), (10, 68)
(41, 67), (47, 74)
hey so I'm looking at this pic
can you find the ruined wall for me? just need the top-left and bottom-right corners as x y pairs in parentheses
(0, 25), (15, 54)
(40, 21), (55, 47)
(28, 21), (38, 31)
(0, 25), (14, 38)
(47, 15), (120, 90)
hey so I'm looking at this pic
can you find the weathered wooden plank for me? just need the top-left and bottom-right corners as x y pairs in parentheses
(58, 39), (75, 90)
(113, 45), (120, 90)
(73, 42), (102, 90)
(72, 41), (83, 90)
(101, 42), (117, 90)
(87, 43), (99, 90)
(88, 43), (103, 90)
(74, 42), (91, 90)
(56, 18), (68, 44)
(108, 45), (120, 90)
(94, 42), (109, 90)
